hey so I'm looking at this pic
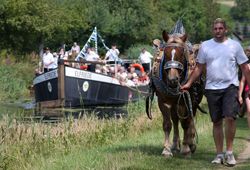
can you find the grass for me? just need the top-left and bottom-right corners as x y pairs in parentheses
(0, 99), (250, 170)
(0, 62), (35, 102)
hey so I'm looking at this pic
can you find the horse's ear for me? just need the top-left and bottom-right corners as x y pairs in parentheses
(180, 34), (188, 42)
(162, 30), (169, 42)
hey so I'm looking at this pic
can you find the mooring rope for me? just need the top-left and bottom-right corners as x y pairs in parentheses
(123, 83), (151, 96)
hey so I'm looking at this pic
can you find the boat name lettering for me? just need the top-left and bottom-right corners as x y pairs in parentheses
(75, 70), (92, 79)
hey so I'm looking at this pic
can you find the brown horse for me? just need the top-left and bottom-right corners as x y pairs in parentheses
(147, 31), (204, 157)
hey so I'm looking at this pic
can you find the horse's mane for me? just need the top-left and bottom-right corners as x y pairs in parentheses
(166, 35), (186, 44)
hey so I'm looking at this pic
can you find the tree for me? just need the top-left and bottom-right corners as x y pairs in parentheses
(0, 0), (222, 55)
(0, 0), (89, 54)
(230, 0), (250, 22)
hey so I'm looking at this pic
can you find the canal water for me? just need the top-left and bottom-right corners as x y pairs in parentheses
(0, 102), (34, 119)
(0, 101), (128, 122)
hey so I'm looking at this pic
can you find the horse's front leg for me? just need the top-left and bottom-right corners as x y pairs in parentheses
(158, 98), (172, 157)
(171, 108), (180, 153)
(181, 117), (196, 155)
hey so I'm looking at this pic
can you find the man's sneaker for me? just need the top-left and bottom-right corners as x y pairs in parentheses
(225, 153), (236, 166)
(211, 155), (224, 164)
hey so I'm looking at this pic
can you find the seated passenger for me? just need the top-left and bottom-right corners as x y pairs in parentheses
(133, 75), (139, 84)
(108, 66), (115, 77)
(117, 66), (128, 80)
(139, 72), (149, 83)
(100, 66), (108, 75)
(95, 64), (102, 73)
(128, 66), (138, 79)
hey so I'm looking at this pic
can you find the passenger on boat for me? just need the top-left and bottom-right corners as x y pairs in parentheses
(85, 47), (100, 72)
(126, 73), (135, 86)
(132, 75), (140, 85)
(119, 76), (127, 86)
(42, 47), (54, 72)
(139, 72), (149, 83)
(101, 66), (109, 75)
(51, 52), (58, 69)
(95, 64), (102, 73)
(108, 66), (115, 77)
(35, 68), (42, 76)
(58, 47), (65, 59)
(138, 48), (153, 73)
(117, 66), (128, 82)
(105, 44), (120, 63)
(128, 66), (138, 79)
(71, 42), (80, 54)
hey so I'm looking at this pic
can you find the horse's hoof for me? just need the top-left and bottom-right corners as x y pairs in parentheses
(162, 147), (173, 158)
(171, 143), (180, 154)
(171, 147), (180, 154)
(189, 144), (196, 153)
(171, 148), (180, 154)
(180, 145), (191, 156)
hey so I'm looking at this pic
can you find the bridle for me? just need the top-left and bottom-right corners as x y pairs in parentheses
(161, 42), (195, 121)
(147, 39), (196, 121)
(160, 42), (189, 96)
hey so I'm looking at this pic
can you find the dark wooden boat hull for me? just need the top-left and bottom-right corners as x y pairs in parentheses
(33, 65), (148, 108)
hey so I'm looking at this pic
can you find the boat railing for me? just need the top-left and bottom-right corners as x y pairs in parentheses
(58, 59), (106, 65)
(36, 58), (149, 87)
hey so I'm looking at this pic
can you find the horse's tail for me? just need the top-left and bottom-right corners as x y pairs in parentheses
(197, 105), (207, 114)
(146, 79), (155, 120)
(146, 96), (153, 119)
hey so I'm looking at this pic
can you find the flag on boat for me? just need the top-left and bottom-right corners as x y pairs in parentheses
(76, 27), (98, 61)
(76, 27), (111, 61)
(75, 27), (122, 63)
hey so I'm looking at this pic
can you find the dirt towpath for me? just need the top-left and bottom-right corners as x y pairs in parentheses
(237, 137), (250, 163)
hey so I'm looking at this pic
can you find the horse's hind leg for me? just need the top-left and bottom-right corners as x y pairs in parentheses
(158, 99), (173, 157)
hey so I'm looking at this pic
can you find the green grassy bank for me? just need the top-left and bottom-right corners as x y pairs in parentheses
(0, 100), (249, 170)
(0, 62), (35, 102)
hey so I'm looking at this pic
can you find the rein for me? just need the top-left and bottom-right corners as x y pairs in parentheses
(177, 90), (193, 119)
(177, 90), (199, 144)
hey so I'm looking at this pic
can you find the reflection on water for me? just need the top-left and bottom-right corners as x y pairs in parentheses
(0, 101), (128, 123)
(38, 107), (128, 121)
(0, 102), (34, 119)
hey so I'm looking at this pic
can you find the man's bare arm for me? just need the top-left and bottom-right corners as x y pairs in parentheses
(240, 63), (250, 88)
(181, 63), (205, 90)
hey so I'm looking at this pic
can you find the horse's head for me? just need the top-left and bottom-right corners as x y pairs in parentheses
(161, 30), (189, 89)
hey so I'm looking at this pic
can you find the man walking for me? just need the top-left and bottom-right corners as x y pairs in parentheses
(181, 18), (250, 166)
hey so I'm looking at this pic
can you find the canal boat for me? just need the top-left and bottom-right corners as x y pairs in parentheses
(33, 60), (149, 109)
(34, 27), (149, 110)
